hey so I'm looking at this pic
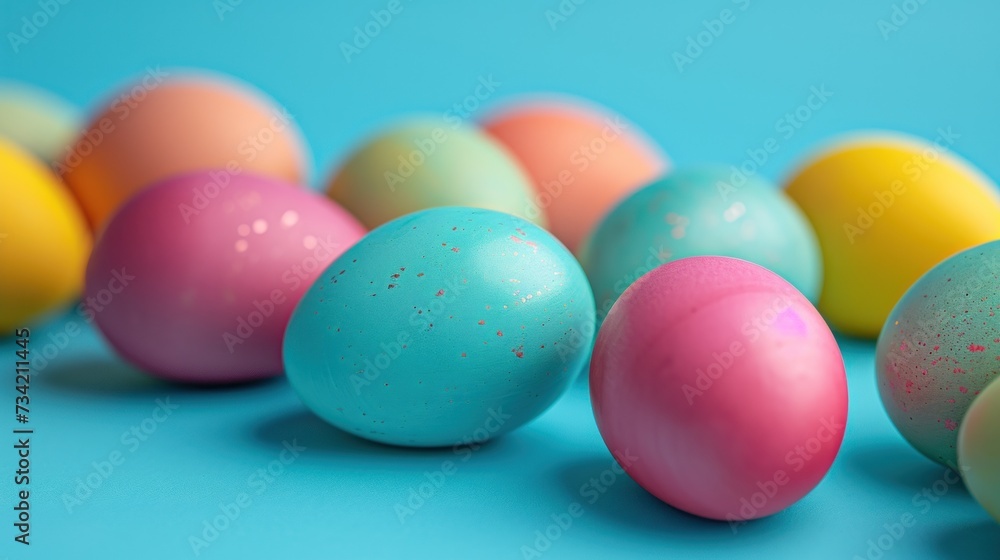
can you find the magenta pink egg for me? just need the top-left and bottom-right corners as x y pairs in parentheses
(590, 256), (847, 522)
(86, 171), (366, 383)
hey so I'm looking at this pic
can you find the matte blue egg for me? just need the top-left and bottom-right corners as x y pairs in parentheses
(580, 165), (822, 320)
(283, 207), (595, 447)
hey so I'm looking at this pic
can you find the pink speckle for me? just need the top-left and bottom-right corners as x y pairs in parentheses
(959, 386), (969, 394)
(478, 320), (485, 325)
(510, 235), (524, 244)
(944, 419), (958, 431)
(933, 345), (940, 351)
(497, 330), (503, 337)
(436, 290), (445, 297)
(451, 247), (460, 253)
(460, 352), (467, 358)
(900, 342), (909, 352)
(947, 398), (956, 404)
(953, 368), (966, 374)
(968, 344), (986, 352)
(512, 346), (524, 358)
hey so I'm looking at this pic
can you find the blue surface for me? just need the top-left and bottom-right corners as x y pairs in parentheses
(3, 1), (1000, 558)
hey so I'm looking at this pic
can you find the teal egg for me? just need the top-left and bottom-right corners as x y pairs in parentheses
(283, 207), (595, 447)
(580, 165), (822, 319)
(877, 239), (1000, 465)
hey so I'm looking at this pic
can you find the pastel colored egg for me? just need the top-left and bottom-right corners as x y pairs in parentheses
(590, 257), (847, 521)
(958, 377), (1000, 523)
(284, 207), (594, 447)
(0, 82), (82, 164)
(0, 139), (90, 331)
(60, 71), (308, 232)
(581, 165), (821, 321)
(784, 133), (1000, 337)
(326, 119), (543, 230)
(482, 98), (668, 253)
(876, 240), (1000, 465)
(87, 171), (365, 383)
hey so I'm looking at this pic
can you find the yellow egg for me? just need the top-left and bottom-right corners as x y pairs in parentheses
(784, 133), (1000, 337)
(0, 138), (90, 331)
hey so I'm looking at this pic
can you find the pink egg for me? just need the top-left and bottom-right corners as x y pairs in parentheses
(86, 171), (366, 383)
(590, 257), (847, 522)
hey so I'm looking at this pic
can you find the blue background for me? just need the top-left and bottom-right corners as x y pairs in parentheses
(3, 0), (1000, 558)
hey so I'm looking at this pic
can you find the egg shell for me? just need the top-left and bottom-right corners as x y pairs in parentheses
(283, 207), (594, 447)
(784, 133), (1000, 337)
(590, 256), (847, 521)
(483, 99), (668, 253)
(87, 171), (365, 383)
(0, 138), (90, 331)
(60, 72), (308, 232)
(581, 165), (821, 322)
(876, 239), (1000, 465)
(326, 119), (543, 231)
(958, 376), (1000, 523)
(0, 82), (82, 164)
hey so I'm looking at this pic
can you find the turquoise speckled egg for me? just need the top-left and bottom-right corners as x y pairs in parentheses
(283, 207), (595, 447)
(877, 239), (1000, 466)
(580, 165), (822, 319)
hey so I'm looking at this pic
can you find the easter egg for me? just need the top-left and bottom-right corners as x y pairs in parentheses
(326, 119), (543, 230)
(876, 240), (1000, 465)
(590, 257), (847, 521)
(60, 71), (308, 232)
(581, 166), (821, 320)
(784, 133), (1000, 337)
(958, 377), (1000, 523)
(0, 139), (90, 331)
(87, 171), (364, 383)
(0, 82), (82, 164)
(284, 207), (594, 447)
(483, 99), (668, 253)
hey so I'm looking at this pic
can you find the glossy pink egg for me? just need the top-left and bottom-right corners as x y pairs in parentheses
(86, 171), (366, 383)
(590, 256), (847, 522)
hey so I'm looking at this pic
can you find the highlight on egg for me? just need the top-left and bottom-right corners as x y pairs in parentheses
(581, 165), (821, 322)
(326, 118), (543, 231)
(876, 239), (1000, 466)
(590, 256), (847, 521)
(87, 170), (365, 383)
(0, 81), (82, 165)
(60, 70), (309, 232)
(784, 132), (1000, 337)
(0, 138), (90, 332)
(283, 206), (595, 447)
(482, 96), (668, 254)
